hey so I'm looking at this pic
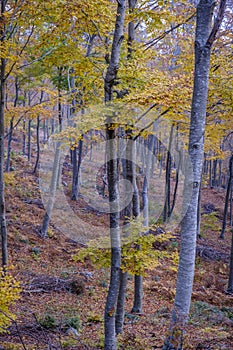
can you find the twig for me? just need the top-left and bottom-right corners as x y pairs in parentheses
(0, 310), (27, 350)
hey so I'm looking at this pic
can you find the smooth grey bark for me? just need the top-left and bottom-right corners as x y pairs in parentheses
(230, 184), (232, 227)
(115, 0), (139, 329)
(209, 159), (212, 187)
(115, 136), (131, 335)
(196, 179), (202, 238)
(218, 159), (222, 188)
(142, 134), (155, 228)
(71, 139), (83, 201)
(115, 269), (128, 335)
(27, 92), (32, 162)
(227, 225), (233, 293)
(51, 118), (55, 135)
(43, 119), (48, 142)
(163, 124), (174, 222)
(57, 67), (63, 131)
(104, 2), (126, 103)
(41, 80), (63, 236)
(127, 0), (137, 58)
(56, 69), (63, 190)
(150, 137), (156, 178)
(131, 133), (154, 314)
(170, 150), (181, 217)
(22, 92), (27, 154)
(163, 1), (226, 349)
(27, 119), (32, 162)
(104, 131), (121, 350)
(6, 77), (19, 172)
(116, 132), (140, 332)
(22, 118), (26, 155)
(212, 159), (217, 187)
(69, 70), (79, 201)
(40, 142), (61, 237)
(220, 154), (233, 239)
(104, 1), (126, 349)
(131, 141), (141, 314)
(33, 91), (44, 174)
(0, 0), (8, 267)
(71, 37), (94, 201)
(203, 154), (208, 175)
(132, 275), (143, 313)
(33, 115), (40, 174)
(6, 118), (13, 172)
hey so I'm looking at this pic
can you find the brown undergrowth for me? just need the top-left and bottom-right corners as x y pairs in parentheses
(0, 152), (233, 349)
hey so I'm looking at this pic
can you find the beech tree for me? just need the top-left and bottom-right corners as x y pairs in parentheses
(0, 0), (7, 267)
(104, 1), (126, 349)
(163, 0), (227, 349)
(220, 154), (233, 239)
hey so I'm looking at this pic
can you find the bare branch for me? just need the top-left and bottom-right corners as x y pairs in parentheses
(206, 0), (227, 47)
(135, 102), (158, 124)
(4, 25), (35, 81)
(133, 107), (171, 140)
(144, 12), (196, 51)
(17, 47), (56, 70)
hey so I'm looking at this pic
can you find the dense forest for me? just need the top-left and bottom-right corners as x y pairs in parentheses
(0, 0), (233, 349)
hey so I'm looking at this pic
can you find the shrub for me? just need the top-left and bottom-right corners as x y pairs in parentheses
(0, 267), (21, 333)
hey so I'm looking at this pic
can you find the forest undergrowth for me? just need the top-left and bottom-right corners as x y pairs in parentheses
(0, 145), (233, 350)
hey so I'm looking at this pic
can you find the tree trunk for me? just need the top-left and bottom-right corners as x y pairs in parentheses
(40, 142), (61, 237)
(150, 136), (156, 178)
(163, 124), (174, 222)
(218, 159), (222, 188)
(43, 119), (47, 142)
(132, 275), (143, 313)
(33, 115), (40, 174)
(196, 179), (202, 238)
(230, 184), (232, 227)
(0, 0), (7, 267)
(163, 1), (226, 348)
(115, 270), (128, 335)
(131, 134), (154, 314)
(5, 118), (13, 172)
(70, 38), (94, 201)
(27, 119), (32, 162)
(220, 154), (233, 239)
(71, 139), (83, 201)
(33, 91), (44, 174)
(51, 117), (55, 135)
(143, 134), (155, 227)
(209, 159), (212, 187)
(170, 150), (181, 217)
(104, 129), (121, 350)
(6, 77), (19, 172)
(22, 119), (27, 155)
(212, 159), (217, 187)
(104, 1), (126, 348)
(227, 224), (233, 293)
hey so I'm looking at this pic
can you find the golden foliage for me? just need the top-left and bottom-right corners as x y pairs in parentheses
(0, 268), (21, 333)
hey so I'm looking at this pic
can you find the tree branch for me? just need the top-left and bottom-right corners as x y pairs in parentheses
(206, 0), (227, 47)
(133, 107), (171, 140)
(4, 25), (35, 81)
(144, 12), (196, 51)
(135, 102), (158, 124)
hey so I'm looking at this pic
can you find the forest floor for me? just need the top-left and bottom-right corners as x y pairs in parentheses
(0, 147), (233, 350)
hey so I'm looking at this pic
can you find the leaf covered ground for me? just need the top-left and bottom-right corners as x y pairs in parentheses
(0, 150), (233, 350)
